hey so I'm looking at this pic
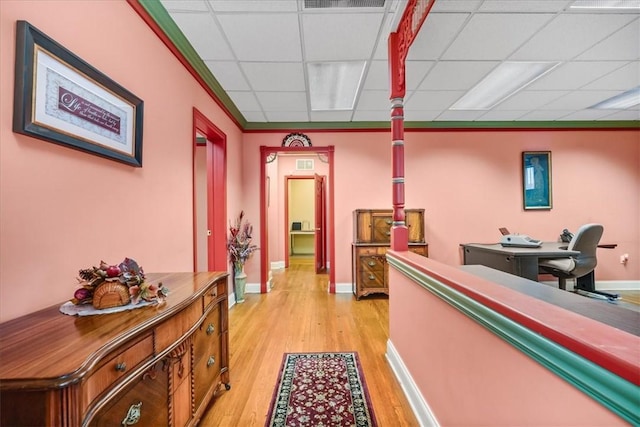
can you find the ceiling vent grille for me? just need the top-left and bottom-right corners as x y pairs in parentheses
(304, 0), (385, 8)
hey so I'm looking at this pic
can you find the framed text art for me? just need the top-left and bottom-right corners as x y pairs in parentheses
(522, 151), (552, 210)
(13, 21), (144, 167)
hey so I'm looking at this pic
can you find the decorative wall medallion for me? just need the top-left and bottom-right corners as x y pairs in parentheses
(282, 133), (311, 147)
(266, 152), (277, 163)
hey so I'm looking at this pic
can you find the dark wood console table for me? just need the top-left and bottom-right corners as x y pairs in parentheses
(0, 272), (229, 426)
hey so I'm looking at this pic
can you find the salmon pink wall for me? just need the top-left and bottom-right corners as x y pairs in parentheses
(0, 1), (242, 322)
(243, 130), (639, 286)
(388, 263), (629, 425)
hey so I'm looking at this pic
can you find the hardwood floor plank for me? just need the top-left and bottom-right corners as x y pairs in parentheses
(201, 260), (419, 426)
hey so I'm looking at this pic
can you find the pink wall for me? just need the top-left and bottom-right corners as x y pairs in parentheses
(0, 1), (242, 322)
(243, 130), (639, 285)
(388, 254), (631, 425)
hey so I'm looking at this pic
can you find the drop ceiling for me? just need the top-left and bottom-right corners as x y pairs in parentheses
(152, 0), (640, 128)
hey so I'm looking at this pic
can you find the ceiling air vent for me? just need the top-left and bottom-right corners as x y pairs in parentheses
(304, 0), (385, 8)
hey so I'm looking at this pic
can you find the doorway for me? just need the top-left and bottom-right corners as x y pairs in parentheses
(285, 174), (327, 273)
(259, 146), (335, 293)
(192, 108), (226, 272)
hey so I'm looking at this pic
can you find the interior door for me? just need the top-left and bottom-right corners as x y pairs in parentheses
(314, 174), (326, 273)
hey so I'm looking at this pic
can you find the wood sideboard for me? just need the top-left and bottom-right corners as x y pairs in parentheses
(352, 209), (428, 299)
(0, 272), (229, 427)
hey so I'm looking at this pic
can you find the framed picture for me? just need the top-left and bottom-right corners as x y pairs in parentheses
(522, 151), (552, 210)
(13, 21), (143, 167)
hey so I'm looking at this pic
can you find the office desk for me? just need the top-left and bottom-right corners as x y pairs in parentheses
(290, 230), (314, 255)
(461, 242), (579, 281)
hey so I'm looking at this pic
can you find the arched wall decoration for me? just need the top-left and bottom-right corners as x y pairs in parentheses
(266, 152), (277, 163)
(282, 133), (312, 147)
(317, 153), (329, 163)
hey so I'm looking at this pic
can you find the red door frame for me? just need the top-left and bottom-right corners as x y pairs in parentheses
(260, 146), (335, 293)
(192, 108), (227, 272)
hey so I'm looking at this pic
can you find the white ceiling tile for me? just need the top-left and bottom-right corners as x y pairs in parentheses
(404, 110), (445, 121)
(362, 61), (388, 90)
(418, 61), (499, 90)
(496, 90), (569, 110)
(240, 62), (306, 91)
(303, 13), (384, 61)
(435, 110), (487, 120)
(405, 90), (465, 109)
(408, 13), (471, 60)
(243, 111), (268, 122)
(161, 0), (209, 12)
(406, 61), (437, 90)
(559, 109), (622, 120)
(512, 14), (638, 61)
(207, 0), (298, 12)
(599, 110), (640, 120)
(544, 90), (622, 109)
(227, 91), (262, 110)
(217, 14), (302, 61)
(527, 61), (629, 90)
(479, 0), (572, 12)
(353, 110), (392, 121)
(256, 92), (308, 111)
(357, 90), (390, 110)
(478, 110), (528, 120)
(577, 18), (640, 60)
(205, 61), (250, 90)
(431, 0), (482, 12)
(169, 12), (235, 60)
(442, 13), (554, 60)
(265, 111), (310, 122)
(518, 110), (574, 120)
(309, 111), (354, 121)
(582, 61), (640, 90)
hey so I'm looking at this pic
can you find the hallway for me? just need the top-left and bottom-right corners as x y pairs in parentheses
(201, 258), (419, 426)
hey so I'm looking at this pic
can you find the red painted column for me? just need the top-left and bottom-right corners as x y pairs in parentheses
(388, 0), (435, 252)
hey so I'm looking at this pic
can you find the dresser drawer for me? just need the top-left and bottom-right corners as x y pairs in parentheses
(359, 255), (385, 272)
(194, 305), (221, 363)
(193, 335), (222, 408)
(359, 270), (385, 288)
(85, 334), (154, 405)
(202, 283), (219, 311)
(88, 361), (168, 427)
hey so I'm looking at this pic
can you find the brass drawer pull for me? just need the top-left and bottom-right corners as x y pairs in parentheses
(115, 362), (127, 372)
(368, 274), (375, 281)
(385, 219), (392, 224)
(386, 231), (391, 236)
(121, 401), (142, 426)
(207, 356), (216, 367)
(368, 260), (375, 267)
(206, 324), (215, 335)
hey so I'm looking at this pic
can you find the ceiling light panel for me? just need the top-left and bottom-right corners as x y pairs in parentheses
(589, 86), (640, 108)
(308, 62), (365, 110)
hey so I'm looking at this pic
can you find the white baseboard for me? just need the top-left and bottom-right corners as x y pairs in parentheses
(595, 280), (640, 291)
(386, 340), (439, 427)
(271, 260), (285, 270)
(335, 282), (352, 293)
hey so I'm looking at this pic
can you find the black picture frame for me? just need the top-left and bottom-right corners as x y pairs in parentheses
(13, 21), (144, 167)
(522, 151), (552, 210)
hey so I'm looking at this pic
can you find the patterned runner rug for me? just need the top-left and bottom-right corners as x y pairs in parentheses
(265, 352), (378, 427)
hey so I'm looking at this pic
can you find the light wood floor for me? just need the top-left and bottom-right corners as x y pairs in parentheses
(200, 258), (419, 426)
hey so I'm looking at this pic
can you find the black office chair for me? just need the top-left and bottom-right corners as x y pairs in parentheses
(538, 223), (603, 291)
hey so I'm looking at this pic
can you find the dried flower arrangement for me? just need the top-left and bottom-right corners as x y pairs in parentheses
(227, 211), (259, 273)
(72, 258), (168, 310)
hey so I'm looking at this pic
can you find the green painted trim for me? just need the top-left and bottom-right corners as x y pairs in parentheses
(137, 0), (246, 128)
(387, 255), (640, 425)
(244, 120), (639, 131)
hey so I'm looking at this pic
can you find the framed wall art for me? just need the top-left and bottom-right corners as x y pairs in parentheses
(13, 21), (144, 167)
(522, 151), (552, 210)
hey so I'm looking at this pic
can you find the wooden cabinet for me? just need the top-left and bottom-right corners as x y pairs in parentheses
(352, 209), (428, 299)
(0, 272), (229, 427)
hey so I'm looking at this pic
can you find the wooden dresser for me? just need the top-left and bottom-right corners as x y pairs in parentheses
(0, 272), (229, 427)
(352, 209), (428, 299)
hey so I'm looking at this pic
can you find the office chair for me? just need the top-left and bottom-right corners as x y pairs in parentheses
(538, 223), (603, 291)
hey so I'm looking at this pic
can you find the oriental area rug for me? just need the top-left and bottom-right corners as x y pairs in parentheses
(265, 352), (378, 427)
